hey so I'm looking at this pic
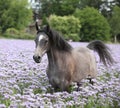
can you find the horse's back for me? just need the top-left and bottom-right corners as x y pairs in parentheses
(72, 47), (97, 82)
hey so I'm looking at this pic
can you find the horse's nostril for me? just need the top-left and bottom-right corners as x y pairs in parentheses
(38, 56), (41, 59)
(33, 55), (41, 63)
(33, 55), (41, 60)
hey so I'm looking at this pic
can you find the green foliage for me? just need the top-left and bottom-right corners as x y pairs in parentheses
(33, 88), (43, 94)
(0, 94), (11, 107)
(84, 96), (119, 108)
(79, 0), (102, 9)
(4, 28), (34, 39)
(101, 0), (120, 19)
(74, 7), (111, 42)
(109, 6), (120, 36)
(5, 28), (19, 35)
(0, 0), (32, 33)
(58, 0), (80, 16)
(17, 82), (32, 95)
(0, 26), (2, 34)
(42, 15), (48, 25)
(49, 15), (81, 41)
(40, 0), (80, 17)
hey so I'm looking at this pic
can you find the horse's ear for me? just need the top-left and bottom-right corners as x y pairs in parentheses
(35, 20), (40, 31)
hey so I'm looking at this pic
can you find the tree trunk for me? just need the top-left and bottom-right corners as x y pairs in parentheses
(114, 35), (117, 43)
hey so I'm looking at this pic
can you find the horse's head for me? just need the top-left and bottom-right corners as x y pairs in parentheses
(33, 21), (72, 63)
(33, 22), (50, 63)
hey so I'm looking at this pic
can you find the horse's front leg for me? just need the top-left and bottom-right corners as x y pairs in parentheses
(60, 79), (71, 92)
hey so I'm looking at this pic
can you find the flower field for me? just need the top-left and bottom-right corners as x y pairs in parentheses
(0, 39), (120, 108)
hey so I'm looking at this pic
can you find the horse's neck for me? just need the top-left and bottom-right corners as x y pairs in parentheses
(47, 48), (66, 67)
(47, 49), (56, 68)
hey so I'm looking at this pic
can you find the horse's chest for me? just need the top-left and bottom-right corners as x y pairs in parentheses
(47, 60), (74, 82)
(47, 65), (64, 78)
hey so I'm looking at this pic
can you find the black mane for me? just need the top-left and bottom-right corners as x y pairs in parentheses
(43, 25), (72, 52)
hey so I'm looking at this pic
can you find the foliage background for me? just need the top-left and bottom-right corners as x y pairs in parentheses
(74, 7), (111, 42)
(49, 15), (81, 41)
(0, 0), (33, 39)
(109, 6), (120, 40)
(0, 0), (120, 42)
(38, 0), (120, 42)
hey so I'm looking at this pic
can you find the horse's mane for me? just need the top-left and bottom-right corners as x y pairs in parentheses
(44, 25), (72, 52)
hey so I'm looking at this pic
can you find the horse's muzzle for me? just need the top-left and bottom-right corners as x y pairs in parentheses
(33, 55), (41, 63)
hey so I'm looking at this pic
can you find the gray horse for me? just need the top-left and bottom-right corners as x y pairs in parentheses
(33, 23), (114, 91)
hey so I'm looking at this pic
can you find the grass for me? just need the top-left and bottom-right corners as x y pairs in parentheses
(0, 94), (11, 108)
(33, 88), (43, 94)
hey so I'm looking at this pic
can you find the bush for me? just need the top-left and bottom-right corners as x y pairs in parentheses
(49, 15), (81, 41)
(20, 32), (34, 40)
(74, 7), (111, 42)
(5, 28), (19, 35)
(0, 0), (32, 33)
(4, 28), (34, 39)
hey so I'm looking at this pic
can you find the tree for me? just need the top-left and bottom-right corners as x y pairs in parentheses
(99, 0), (120, 19)
(0, 0), (32, 33)
(109, 6), (120, 42)
(79, 0), (103, 10)
(114, 0), (120, 7)
(39, 0), (80, 17)
(74, 7), (111, 42)
(78, 0), (120, 20)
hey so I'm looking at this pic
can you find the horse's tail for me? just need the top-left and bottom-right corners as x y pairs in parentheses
(87, 40), (114, 66)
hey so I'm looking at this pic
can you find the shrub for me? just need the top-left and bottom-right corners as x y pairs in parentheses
(74, 7), (111, 42)
(49, 15), (81, 41)
(4, 28), (34, 39)
(19, 32), (34, 40)
(5, 28), (19, 35)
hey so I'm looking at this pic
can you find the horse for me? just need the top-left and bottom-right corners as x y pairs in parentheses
(33, 22), (114, 91)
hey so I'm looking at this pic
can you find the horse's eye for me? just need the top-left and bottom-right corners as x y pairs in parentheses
(45, 40), (48, 43)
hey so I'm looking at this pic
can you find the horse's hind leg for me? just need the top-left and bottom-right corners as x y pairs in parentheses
(77, 82), (82, 91)
(87, 78), (94, 85)
(87, 75), (94, 85)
